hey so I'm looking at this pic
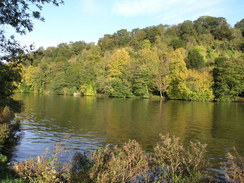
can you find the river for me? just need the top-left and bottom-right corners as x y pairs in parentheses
(12, 94), (244, 166)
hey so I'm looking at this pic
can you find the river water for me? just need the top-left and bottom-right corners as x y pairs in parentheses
(12, 94), (244, 165)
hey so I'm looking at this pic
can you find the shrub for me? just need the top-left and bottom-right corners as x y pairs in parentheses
(13, 148), (71, 183)
(70, 140), (149, 183)
(70, 152), (93, 183)
(222, 150), (244, 183)
(152, 134), (210, 182)
(0, 106), (14, 124)
(11, 134), (244, 183)
(93, 140), (149, 182)
(0, 124), (10, 145)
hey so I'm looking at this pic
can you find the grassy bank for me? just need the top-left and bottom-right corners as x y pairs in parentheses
(7, 134), (244, 183)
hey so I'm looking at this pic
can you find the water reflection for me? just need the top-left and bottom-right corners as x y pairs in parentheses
(13, 94), (244, 163)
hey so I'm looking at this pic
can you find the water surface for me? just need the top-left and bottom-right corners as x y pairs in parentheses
(13, 94), (244, 164)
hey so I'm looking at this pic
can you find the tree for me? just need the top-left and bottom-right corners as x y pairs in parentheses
(132, 46), (160, 98)
(80, 45), (103, 96)
(0, 0), (63, 61)
(185, 48), (205, 70)
(235, 18), (244, 37)
(179, 20), (196, 39)
(144, 25), (163, 43)
(20, 65), (39, 93)
(194, 16), (233, 40)
(107, 49), (132, 98)
(170, 39), (184, 50)
(234, 18), (244, 29)
(185, 70), (214, 101)
(0, 63), (21, 98)
(155, 53), (171, 98)
(166, 49), (188, 99)
(98, 34), (116, 51)
(213, 57), (244, 101)
(0, 0), (63, 107)
(114, 29), (131, 48)
(130, 28), (146, 50)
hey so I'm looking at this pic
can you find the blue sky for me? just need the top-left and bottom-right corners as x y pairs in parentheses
(12, 0), (244, 49)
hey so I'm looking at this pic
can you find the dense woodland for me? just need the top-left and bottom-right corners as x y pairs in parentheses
(18, 16), (244, 101)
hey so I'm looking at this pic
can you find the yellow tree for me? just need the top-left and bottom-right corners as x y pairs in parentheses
(20, 66), (39, 93)
(166, 49), (189, 99)
(186, 70), (214, 101)
(107, 48), (132, 97)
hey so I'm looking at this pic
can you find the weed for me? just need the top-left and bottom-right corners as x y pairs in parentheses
(152, 133), (210, 182)
(70, 140), (149, 183)
(222, 149), (244, 183)
(0, 106), (14, 124)
(13, 146), (71, 183)
(0, 124), (10, 145)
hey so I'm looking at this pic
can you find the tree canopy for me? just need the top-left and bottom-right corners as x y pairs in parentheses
(1, 14), (244, 101)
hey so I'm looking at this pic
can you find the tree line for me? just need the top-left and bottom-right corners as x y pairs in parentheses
(18, 16), (244, 101)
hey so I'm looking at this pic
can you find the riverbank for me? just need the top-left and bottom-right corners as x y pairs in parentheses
(15, 91), (244, 103)
(0, 106), (22, 181)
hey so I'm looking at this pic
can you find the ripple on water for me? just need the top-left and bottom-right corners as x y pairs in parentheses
(12, 94), (244, 169)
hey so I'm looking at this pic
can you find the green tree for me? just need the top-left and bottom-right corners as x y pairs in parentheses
(179, 20), (196, 40)
(114, 29), (131, 48)
(0, 63), (21, 99)
(80, 45), (103, 96)
(235, 18), (244, 37)
(185, 48), (205, 69)
(213, 57), (244, 101)
(130, 28), (146, 50)
(132, 47), (160, 98)
(170, 39), (184, 50)
(234, 18), (244, 29)
(98, 34), (116, 51)
(194, 16), (233, 40)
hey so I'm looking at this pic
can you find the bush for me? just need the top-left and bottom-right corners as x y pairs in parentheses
(222, 149), (244, 183)
(70, 140), (149, 183)
(13, 147), (71, 183)
(152, 134), (210, 182)
(12, 134), (244, 183)
(0, 124), (10, 145)
(0, 106), (14, 124)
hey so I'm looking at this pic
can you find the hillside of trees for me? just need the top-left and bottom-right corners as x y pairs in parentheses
(18, 16), (244, 101)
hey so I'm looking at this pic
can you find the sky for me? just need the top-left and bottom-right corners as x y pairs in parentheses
(10, 0), (244, 49)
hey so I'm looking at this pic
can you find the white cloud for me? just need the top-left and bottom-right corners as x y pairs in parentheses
(113, 0), (228, 22)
